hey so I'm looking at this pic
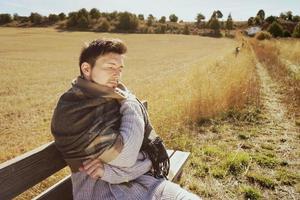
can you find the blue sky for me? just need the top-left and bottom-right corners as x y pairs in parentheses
(0, 0), (299, 21)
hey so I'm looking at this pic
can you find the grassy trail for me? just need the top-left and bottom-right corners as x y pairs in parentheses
(254, 62), (299, 199)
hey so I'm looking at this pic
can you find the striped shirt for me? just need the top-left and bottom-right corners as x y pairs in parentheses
(71, 93), (201, 200)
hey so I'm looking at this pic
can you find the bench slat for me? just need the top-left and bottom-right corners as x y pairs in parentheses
(33, 175), (72, 200)
(0, 142), (66, 200)
(167, 151), (190, 182)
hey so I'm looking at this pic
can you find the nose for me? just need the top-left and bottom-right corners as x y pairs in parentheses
(113, 72), (121, 81)
(114, 68), (122, 76)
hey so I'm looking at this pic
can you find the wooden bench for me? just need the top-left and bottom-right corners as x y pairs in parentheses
(0, 101), (190, 200)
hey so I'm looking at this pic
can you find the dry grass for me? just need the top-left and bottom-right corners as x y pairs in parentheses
(276, 39), (300, 65)
(250, 38), (300, 123)
(0, 27), (262, 199)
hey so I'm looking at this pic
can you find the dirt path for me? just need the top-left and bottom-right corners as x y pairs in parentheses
(255, 62), (299, 199)
(256, 62), (297, 133)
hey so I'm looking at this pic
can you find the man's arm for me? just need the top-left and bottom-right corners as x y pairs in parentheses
(80, 151), (153, 183)
(107, 94), (145, 168)
(101, 152), (152, 184)
(80, 92), (149, 181)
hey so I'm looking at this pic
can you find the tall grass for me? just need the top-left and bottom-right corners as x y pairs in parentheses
(276, 39), (300, 65)
(250, 39), (300, 122)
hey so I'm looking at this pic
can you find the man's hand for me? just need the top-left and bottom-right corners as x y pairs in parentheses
(79, 158), (104, 180)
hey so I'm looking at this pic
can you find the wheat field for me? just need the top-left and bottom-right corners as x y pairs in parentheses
(0, 27), (267, 199)
(0, 27), (239, 162)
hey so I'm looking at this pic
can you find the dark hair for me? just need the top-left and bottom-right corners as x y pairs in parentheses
(79, 38), (127, 76)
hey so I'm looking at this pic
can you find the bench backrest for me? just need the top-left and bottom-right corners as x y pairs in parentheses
(0, 101), (148, 199)
(0, 101), (190, 200)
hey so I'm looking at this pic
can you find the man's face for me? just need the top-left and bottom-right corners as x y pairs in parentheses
(82, 52), (125, 89)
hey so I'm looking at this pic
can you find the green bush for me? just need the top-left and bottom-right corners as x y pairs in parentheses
(0, 14), (12, 25)
(146, 14), (155, 26)
(265, 15), (277, 24)
(138, 14), (144, 21)
(183, 24), (190, 35)
(97, 19), (110, 32)
(209, 17), (221, 36)
(158, 16), (166, 23)
(292, 22), (300, 38)
(66, 12), (78, 27)
(154, 24), (167, 34)
(48, 14), (59, 24)
(283, 30), (291, 37)
(89, 8), (100, 19)
(255, 31), (272, 40)
(58, 12), (66, 21)
(77, 16), (89, 28)
(29, 12), (43, 24)
(169, 14), (178, 22)
(116, 12), (139, 31)
(267, 21), (283, 37)
(66, 9), (90, 29)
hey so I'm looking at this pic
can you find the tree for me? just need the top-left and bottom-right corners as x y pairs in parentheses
(265, 15), (276, 24)
(66, 9), (90, 28)
(13, 13), (19, 21)
(138, 14), (144, 21)
(257, 9), (265, 21)
(0, 14), (12, 24)
(98, 18), (110, 32)
(159, 16), (166, 23)
(280, 12), (288, 20)
(108, 11), (118, 21)
(146, 14), (155, 26)
(283, 30), (291, 37)
(286, 11), (293, 21)
(117, 12), (139, 31)
(226, 13), (233, 30)
(78, 8), (89, 19)
(77, 16), (89, 28)
(268, 21), (283, 37)
(211, 10), (223, 19)
(183, 24), (190, 35)
(293, 15), (300, 22)
(209, 17), (221, 36)
(195, 13), (205, 28)
(248, 17), (254, 26)
(67, 12), (78, 27)
(29, 12), (43, 24)
(292, 22), (300, 38)
(48, 14), (59, 23)
(58, 12), (66, 20)
(254, 16), (261, 25)
(154, 24), (167, 33)
(90, 8), (100, 19)
(169, 14), (178, 22)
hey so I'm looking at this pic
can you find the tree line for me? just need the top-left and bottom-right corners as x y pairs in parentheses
(0, 8), (299, 38)
(248, 9), (300, 38)
(0, 8), (234, 37)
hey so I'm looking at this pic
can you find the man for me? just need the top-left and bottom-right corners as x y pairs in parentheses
(51, 38), (201, 199)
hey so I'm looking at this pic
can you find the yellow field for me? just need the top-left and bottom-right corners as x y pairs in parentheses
(0, 27), (239, 162)
(0, 27), (268, 199)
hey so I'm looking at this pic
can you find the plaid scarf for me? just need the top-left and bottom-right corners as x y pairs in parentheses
(51, 76), (169, 178)
(51, 76), (127, 172)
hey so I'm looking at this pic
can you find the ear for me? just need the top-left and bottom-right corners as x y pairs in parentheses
(81, 62), (92, 79)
